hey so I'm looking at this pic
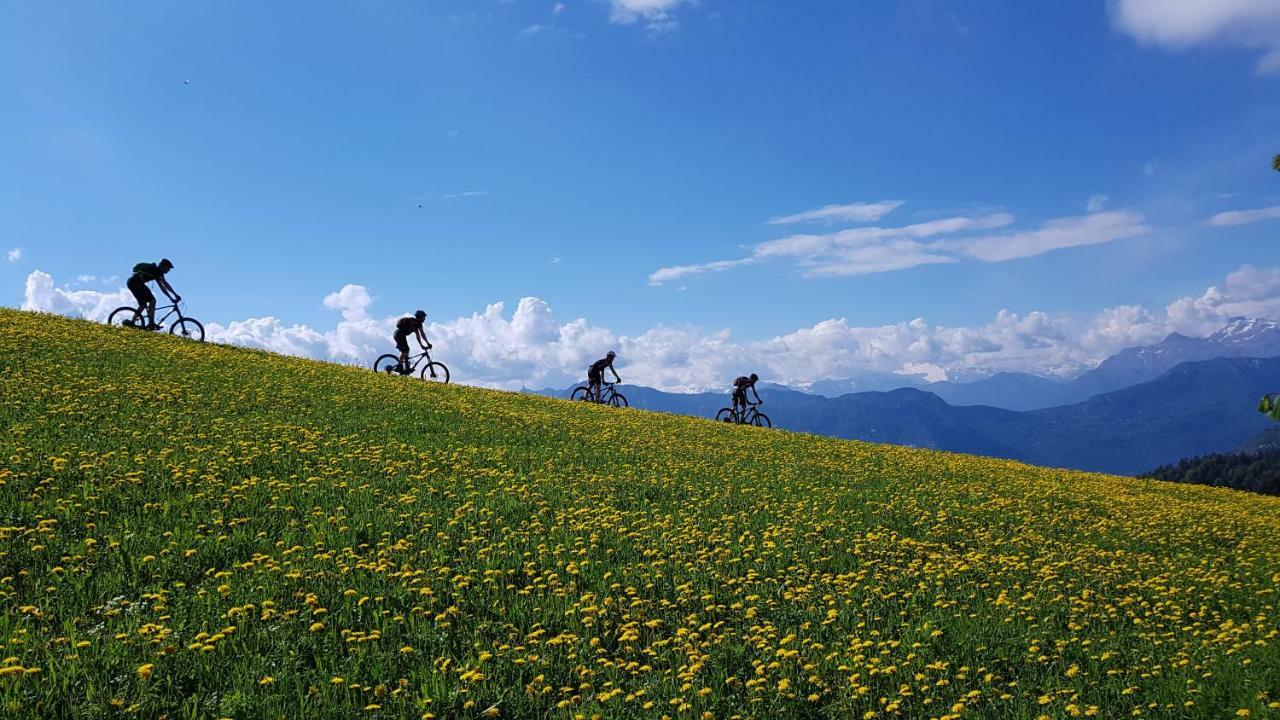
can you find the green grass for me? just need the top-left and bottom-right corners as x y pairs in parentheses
(1, 308), (1279, 719)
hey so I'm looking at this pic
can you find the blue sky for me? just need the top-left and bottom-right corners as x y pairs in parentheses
(5, 1), (1280, 389)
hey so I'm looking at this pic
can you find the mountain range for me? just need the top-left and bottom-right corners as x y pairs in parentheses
(542, 318), (1280, 476)
(808, 317), (1280, 411)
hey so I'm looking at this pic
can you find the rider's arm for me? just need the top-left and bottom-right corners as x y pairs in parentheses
(750, 386), (762, 404)
(610, 364), (622, 383)
(158, 277), (179, 301)
(417, 327), (432, 349)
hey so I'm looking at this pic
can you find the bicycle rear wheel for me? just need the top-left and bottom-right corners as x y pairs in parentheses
(752, 412), (772, 429)
(608, 392), (628, 408)
(715, 408), (735, 423)
(571, 387), (590, 401)
(374, 354), (404, 375)
(170, 317), (205, 342)
(107, 306), (141, 328)
(421, 361), (450, 383)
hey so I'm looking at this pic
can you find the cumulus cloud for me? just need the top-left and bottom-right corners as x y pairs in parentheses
(608, 0), (690, 32)
(322, 284), (374, 320)
(1165, 265), (1280, 335)
(1206, 205), (1280, 227)
(767, 200), (904, 226)
(1111, 0), (1280, 73)
(22, 270), (133, 320)
(17, 266), (1280, 393)
(6, 248), (20, 263)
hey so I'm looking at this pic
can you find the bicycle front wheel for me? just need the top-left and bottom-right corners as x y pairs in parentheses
(608, 392), (628, 408)
(421, 361), (450, 383)
(752, 412), (772, 429)
(107, 306), (141, 328)
(374, 354), (403, 375)
(170, 318), (205, 342)
(715, 408), (735, 423)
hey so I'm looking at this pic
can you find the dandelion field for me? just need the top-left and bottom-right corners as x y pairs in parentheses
(2, 309), (1279, 719)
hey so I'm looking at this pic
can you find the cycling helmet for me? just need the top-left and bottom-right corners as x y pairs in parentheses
(750, 373), (759, 382)
(606, 350), (616, 359)
(158, 258), (174, 271)
(414, 310), (427, 321)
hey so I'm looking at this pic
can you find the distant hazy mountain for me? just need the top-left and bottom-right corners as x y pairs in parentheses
(1240, 425), (1280, 454)
(805, 317), (1280, 411)
(1069, 317), (1280, 400)
(922, 372), (1076, 411)
(561, 356), (1279, 475)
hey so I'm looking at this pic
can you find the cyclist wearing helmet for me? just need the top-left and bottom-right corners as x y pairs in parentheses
(394, 310), (432, 375)
(127, 258), (179, 329)
(732, 373), (762, 415)
(588, 351), (621, 399)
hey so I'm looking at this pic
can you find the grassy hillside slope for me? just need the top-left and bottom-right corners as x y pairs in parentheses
(2, 308), (1279, 719)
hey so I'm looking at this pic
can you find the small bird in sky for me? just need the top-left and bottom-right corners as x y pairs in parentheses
(184, 80), (190, 85)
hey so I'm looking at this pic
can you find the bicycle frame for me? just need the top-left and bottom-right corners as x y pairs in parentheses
(587, 382), (619, 403)
(733, 401), (763, 423)
(403, 348), (436, 371)
(130, 302), (185, 326)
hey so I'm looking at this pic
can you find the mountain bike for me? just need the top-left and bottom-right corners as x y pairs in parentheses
(373, 348), (450, 383)
(571, 381), (628, 407)
(107, 301), (205, 342)
(716, 401), (771, 428)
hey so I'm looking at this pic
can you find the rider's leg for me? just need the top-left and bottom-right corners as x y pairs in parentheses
(395, 334), (411, 373)
(127, 279), (153, 327)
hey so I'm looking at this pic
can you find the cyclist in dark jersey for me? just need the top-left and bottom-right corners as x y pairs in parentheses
(588, 351), (621, 399)
(126, 258), (179, 329)
(732, 373), (761, 415)
(394, 310), (431, 374)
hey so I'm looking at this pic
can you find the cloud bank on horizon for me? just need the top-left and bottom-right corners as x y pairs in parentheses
(20, 265), (1280, 393)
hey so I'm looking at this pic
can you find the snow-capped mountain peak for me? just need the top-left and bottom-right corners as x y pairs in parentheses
(1208, 316), (1280, 345)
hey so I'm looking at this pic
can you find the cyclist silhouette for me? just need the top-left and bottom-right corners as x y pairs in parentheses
(588, 351), (621, 398)
(394, 310), (432, 374)
(732, 373), (761, 414)
(127, 258), (179, 329)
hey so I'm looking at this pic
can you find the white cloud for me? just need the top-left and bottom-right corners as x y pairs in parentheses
(553, 2), (566, 14)
(1086, 194), (1110, 212)
(21, 270), (132, 321)
(1112, 0), (1280, 73)
(767, 200), (904, 226)
(936, 210), (1150, 263)
(1165, 265), (1280, 334)
(652, 210), (1124, 284)
(608, 0), (690, 32)
(18, 266), (1280, 393)
(322, 284), (374, 320)
(6, 248), (20, 263)
(648, 258), (755, 286)
(1206, 205), (1280, 227)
